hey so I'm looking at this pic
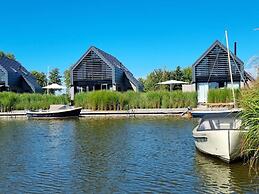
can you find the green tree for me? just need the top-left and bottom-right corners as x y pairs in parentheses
(182, 67), (192, 83)
(64, 66), (72, 93)
(0, 51), (15, 60)
(143, 68), (171, 91)
(141, 66), (192, 91)
(5, 53), (15, 60)
(0, 51), (4, 58)
(31, 71), (47, 87)
(172, 66), (183, 81)
(48, 68), (62, 85)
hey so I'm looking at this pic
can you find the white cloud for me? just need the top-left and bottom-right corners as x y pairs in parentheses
(245, 56), (259, 79)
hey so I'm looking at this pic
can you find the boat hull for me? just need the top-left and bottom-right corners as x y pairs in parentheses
(191, 109), (241, 118)
(26, 107), (82, 118)
(193, 126), (245, 162)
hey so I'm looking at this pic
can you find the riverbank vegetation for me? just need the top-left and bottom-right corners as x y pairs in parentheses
(0, 92), (68, 112)
(208, 88), (240, 103)
(75, 91), (197, 110)
(240, 82), (259, 171)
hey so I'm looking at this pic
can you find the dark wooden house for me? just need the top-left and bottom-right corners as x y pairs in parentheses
(192, 40), (246, 103)
(0, 55), (42, 93)
(70, 46), (143, 94)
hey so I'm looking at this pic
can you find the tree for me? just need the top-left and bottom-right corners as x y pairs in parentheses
(0, 51), (4, 58)
(0, 51), (15, 60)
(31, 71), (47, 87)
(64, 66), (72, 94)
(143, 68), (170, 91)
(5, 53), (15, 60)
(172, 66), (183, 81)
(140, 66), (192, 91)
(182, 67), (192, 83)
(48, 68), (62, 85)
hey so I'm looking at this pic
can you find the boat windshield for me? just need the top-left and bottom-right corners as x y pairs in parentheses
(198, 117), (241, 131)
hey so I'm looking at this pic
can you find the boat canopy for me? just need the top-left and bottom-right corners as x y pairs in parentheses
(198, 116), (242, 131)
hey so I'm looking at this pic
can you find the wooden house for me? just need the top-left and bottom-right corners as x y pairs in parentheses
(70, 46), (143, 94)
(0, 55), (42, 93)
(192, 40), (253, 104)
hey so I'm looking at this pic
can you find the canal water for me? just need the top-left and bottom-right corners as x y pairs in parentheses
(0, 117), (257, 193)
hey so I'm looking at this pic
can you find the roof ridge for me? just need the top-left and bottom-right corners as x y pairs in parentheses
(192, 40), (244, 68)
(92, 46), (130, 71)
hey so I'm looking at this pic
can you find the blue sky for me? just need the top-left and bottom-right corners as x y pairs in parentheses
(0, 0), (258, 78)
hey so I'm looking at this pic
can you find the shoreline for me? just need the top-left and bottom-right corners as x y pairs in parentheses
(0, 107), (231, 119)
(0, 108), (187, 118)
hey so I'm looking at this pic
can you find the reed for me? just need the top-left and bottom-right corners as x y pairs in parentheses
(240, 82), (259, 171)
(208, 88), (240, 103)
(0, 92), (69, 112)
(75, 91), (197, 110)
(0, 92), (17, 112)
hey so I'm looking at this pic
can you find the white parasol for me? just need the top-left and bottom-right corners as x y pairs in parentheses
(157, 80), (188, 91)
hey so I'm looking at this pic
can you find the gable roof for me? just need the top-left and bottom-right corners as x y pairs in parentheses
(72, 46), (143, 90)
(192, 40), (244, 68)
(0, 55), (42, 93)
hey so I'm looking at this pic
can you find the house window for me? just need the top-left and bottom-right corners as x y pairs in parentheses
(218, 81), (225, 88)
(101, 84), (108, 90)
(209, 82), (219, 89)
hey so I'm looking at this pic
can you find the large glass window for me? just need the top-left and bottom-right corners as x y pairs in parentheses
(209, 82), (219, 89)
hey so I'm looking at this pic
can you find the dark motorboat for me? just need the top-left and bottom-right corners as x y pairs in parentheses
(26, 105), (82, 118)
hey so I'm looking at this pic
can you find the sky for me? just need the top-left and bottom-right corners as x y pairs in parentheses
(0, 0), (258, 78)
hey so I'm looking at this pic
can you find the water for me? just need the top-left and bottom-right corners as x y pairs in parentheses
(0, 117), (257, 193)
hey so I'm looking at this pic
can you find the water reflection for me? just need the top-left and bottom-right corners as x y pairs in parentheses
(194, 151), (258, 193)
(0, 118), (257, 193)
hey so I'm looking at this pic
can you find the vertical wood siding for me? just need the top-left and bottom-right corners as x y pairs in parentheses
(194, 44), (243, 82)
(73, 51), (112, 81)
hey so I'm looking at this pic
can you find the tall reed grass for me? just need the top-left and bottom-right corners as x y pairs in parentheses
(208, 88), (240, 103)
(240, 82), (259, 170)
(75, 90), (197, 110)
(0, 92), (69, 112)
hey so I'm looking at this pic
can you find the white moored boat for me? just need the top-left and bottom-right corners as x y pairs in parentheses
(193, 113), (246, 162)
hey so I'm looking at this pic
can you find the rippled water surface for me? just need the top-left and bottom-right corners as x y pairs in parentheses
(0, 117), (257, 193)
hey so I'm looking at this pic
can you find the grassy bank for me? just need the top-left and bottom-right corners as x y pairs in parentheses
(0, 92), (69, 112)
(208, 88), (240, 103)
(240, 82), (259, 170)
(75, 91), (197, 110)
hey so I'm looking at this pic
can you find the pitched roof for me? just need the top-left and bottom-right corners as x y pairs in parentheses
(93, 47), (143, 90)
(93, 47), (130, 72)
(192, 40), (244, 68)
(72, 46), (143, 90)
(0, 55), (42, 92)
